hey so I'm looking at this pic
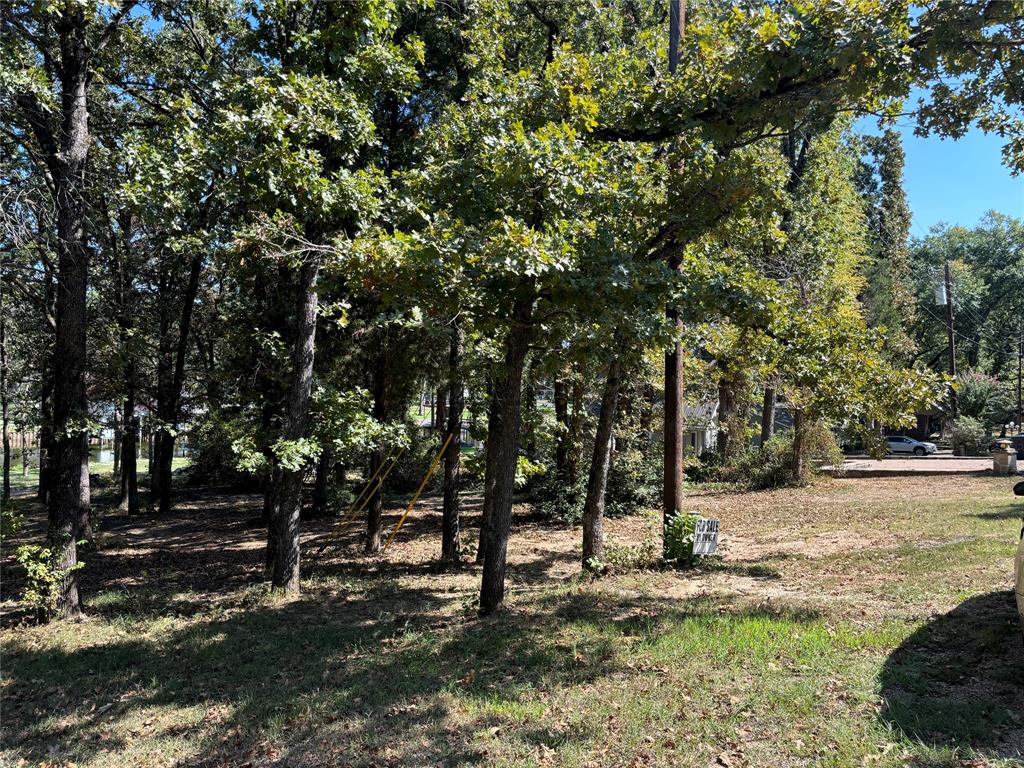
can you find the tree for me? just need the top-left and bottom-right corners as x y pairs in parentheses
(857, 130), (917, 362)
(5, 1), (138, 618)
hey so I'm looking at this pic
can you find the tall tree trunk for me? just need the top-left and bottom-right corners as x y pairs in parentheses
(22, 432), (29, 478)
(523, 357), (539, 460)
(663, 269), (685, 539)
(111, 418), (121, 480)
(479, 296), (534, 615)
(37, 357), (55, 502)
(77, 452), (92, 546)
(153, 254), (202, 516)
(118, 379), (140, 515)
(568, 377), (585, 485)
(582, 353), (624, 571)
(151, 267), (172, 505)
(435, 386), (447, 434)
(791, 406), (808, 485)
(662, 338), (684, 481)
(760, 386), (776, 446)
(553, 374), (570, 481)
(271, 255), (320, 595)
(1, 279), (10, 506)
(366, 348), (388, 553)
(44, 7), (92, 618)
(441, 319), (464, 564)
(312, 442), (333, 518)
(476, 379), (500, 564)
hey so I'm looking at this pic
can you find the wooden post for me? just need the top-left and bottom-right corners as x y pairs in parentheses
(663, 0), (688, 541)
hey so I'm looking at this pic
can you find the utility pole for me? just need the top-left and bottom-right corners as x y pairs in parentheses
(943, 261), (958, 420)
(663, 0), (687, 538)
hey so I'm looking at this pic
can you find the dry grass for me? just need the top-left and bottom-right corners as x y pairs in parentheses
(2, 474), (1022, 767)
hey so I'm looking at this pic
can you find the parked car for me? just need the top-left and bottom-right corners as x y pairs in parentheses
(988, 435), (1024, 459)
(1014, 481), (1024, 635)
(885, 435), (938, 456)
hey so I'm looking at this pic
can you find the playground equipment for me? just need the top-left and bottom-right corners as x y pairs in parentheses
(313, 432), (455, 560)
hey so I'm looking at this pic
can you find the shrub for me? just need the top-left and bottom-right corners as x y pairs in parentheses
(685, 450), (725, 484)
(15, 544), (84, 620)
(186, 413), (257, 488)
(712, 423), (843, 490)
(663, 512), (700, 564)
(2, 502), (25, 538)
(600, 534), (660, 572)
(949, 416), (988, 455)
(536, 476), (586, 524)
(605, 447), (661, 517)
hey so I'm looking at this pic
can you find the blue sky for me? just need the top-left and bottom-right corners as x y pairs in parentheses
(857, 116), (1023, 237)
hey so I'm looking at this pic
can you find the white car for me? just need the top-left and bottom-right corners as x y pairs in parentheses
(885, 435), (938, 456)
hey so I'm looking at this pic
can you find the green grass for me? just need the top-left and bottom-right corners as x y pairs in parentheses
(2, 475), (1023, 767)
(8, 457), (191, 491)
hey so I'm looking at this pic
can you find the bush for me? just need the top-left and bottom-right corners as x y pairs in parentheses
(663, 512), (700, 564)
(685, 450), (725, 484)
(186, 413), (257, 488)
(536, 476), (586, 524)
(15, 544), (84, 620)
(605, 447), (662, 517)
(949, 416), (988, 455)
(708, 423), (843, 490)
(2, 501), (25, 538)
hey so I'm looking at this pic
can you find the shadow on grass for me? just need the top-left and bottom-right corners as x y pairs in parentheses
(971, 502), (1024, 521)
(3, 584), (828, 768)
(1, 585), (619, 767)
(879, 590), (1024, 761)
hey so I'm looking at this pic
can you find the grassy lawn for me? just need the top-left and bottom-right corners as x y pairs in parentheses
(9, 458), (191, 491)
(2, 475), (1022, 767)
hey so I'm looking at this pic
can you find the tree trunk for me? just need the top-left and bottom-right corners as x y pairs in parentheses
(791, 406), (808, 485)
(523, 357), (539, 459)
(153, 253), (203, 516)
(119, 376), (140, 515)
(37, 357), (54, 503)
(22, 432), (29, 478)
(582, 353), (624, 571)
(270, 254), (320, 595)
(435, 386), (447, 434)
(1, 280), (10, 505)
(568, 377), (585, 485)
(760, 387), (776, 446)
(476, 379), (500, 564)
(663, 284), (685, 535)
(77, 451), (92, 546)
(441, 319), (464, 564)
(263, 477), (279, 573)
(553, 375), (570, 481)
(151, 265), (171, 505)
(45, 7), (93, 619)
(312, 442), (333, 518)
(479, 295), (534, 615)
(366, 349), (388, 553)
(111, 413), (121, 481)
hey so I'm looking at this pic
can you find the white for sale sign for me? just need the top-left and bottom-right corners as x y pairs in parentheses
(693, 518), (720, 556)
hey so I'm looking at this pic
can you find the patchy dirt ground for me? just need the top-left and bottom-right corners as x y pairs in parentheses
(2, 474), (1023, 768)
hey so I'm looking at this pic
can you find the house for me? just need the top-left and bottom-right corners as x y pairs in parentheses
(684, 402), (719, 456)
